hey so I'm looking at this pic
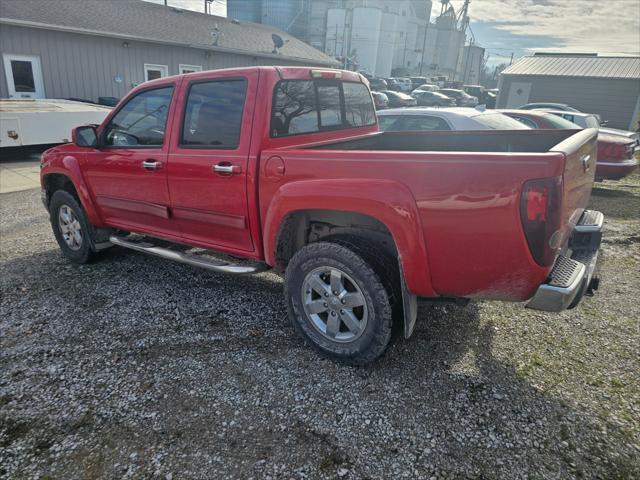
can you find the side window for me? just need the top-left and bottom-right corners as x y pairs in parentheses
(181, 80), (247, 148)
(344, 82), (376, 127)
(402, 115), (450, 131)
(272, 80), (318, 137)
(104, 86), (173, 147)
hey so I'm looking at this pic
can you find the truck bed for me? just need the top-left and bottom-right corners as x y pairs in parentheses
(260, 128), (598, 300)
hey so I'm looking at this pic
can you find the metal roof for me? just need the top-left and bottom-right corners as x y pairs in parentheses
(501, 55), (640, 80)
(0, 0), (339, 67)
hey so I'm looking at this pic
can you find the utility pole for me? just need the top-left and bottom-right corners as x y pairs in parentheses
(419, 20), (430, 75)
(509, 52), (514, 65)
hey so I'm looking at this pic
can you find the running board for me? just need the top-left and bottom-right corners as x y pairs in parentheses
(109, 235), (270, 275)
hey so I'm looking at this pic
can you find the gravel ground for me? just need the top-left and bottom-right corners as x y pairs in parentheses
(1, 174), (639, 479)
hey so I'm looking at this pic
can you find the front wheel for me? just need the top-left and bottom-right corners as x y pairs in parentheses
(284, 241), (394, 365)
(49, 190), (98, 264)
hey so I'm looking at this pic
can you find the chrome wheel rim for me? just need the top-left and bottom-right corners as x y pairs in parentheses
(58, 204), (83, 251)
(301, 266), (368, 343)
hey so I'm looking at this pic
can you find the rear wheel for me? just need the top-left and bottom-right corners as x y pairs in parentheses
(49, 190), (98, 264)
(285, 241), (395, 365)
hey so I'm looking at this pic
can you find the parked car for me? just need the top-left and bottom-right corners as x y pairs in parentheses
(369, 78), (388, 91)
(463, 85), (495, 108)
(484, 91), (497, 109)
(544, 110), (639, 144)
(521, 103), (604, 124)
(411, 90), (456, 107)
(411, 83), (440, 93)
(380, 90), (418, 108)
(40, 67), (602, 365)
(409, 76), (428, 90)
(377, 107), (530, 132)
(385, 78), (401, 91)
(543, 110), (600, 128)
(501, 109), (639, 181)
(371, 91), (389, 110)
(392, 77), (413, 92)
(519, 102), (581, 113)
(438, 88), (478, 107)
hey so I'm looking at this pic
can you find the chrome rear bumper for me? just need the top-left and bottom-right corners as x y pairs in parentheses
(527, 210), (602, 312)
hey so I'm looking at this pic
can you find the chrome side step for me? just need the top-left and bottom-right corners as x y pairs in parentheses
(109, 235), (270, 275)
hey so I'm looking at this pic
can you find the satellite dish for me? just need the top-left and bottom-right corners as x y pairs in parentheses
(272, 33), (284, 53)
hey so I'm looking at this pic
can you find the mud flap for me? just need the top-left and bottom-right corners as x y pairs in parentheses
(399, 262), (418, 338)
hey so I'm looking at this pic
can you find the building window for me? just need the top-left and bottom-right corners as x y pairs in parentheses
(143, 64), (168, 82)
(179, 64), (203, 74)
(180, 79), (247, 148)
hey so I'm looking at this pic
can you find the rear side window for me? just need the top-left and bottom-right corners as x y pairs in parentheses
(271, 80), (375, 137)
(181, 79), (247, 148)
(343, 82), (376, 127)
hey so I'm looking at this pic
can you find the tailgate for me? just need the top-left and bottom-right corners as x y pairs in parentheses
(549, 128), (599, 247)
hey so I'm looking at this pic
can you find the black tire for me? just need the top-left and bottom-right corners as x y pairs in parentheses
(285, 240), (396, 365)
(49, 190), (98, 264)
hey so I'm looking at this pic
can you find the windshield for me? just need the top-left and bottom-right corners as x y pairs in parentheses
(472, 113), (530, 130)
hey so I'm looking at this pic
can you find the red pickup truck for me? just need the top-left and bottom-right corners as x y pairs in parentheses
(40, 67), (602, 364)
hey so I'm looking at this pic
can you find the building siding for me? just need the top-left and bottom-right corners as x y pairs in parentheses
(0, 25), (319, 102)
(497, 74), (640, 130)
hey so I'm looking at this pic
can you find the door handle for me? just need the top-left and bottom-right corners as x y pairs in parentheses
(213, 163), (242, 175)
(142, 159), (161, 171)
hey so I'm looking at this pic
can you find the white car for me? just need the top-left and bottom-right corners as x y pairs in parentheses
(544, 110), (639, 142)
(393, 77), (413, 92)
(377, 107), (530, 132)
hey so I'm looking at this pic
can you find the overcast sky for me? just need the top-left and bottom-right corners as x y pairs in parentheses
(144, 0), (640, 64)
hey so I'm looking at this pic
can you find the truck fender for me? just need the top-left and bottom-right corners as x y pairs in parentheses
(43, 155), (102, 226)
(263, 178), (435, 299)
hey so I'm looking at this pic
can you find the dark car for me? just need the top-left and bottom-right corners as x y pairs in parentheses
(371, 91), (389, 110)
(380, 90), (417, 108)
(438, 88), (478, 107)
(411, 90), (456, 107)
(369, 78), (388, 91)
(384, 78), (401, 91)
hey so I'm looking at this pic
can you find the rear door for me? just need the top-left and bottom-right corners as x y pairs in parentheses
(167, 70), (258, 252)
(83, 84), (178, 237)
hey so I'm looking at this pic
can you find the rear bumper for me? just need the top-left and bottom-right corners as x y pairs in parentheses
(526, 210), (602, 312)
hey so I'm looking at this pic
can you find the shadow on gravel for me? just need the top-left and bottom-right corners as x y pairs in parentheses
(2, 247), (639, 478)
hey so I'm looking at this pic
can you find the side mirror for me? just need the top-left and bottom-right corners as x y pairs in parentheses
(600, 120), (608, 127)
(73, 125), (98, 147)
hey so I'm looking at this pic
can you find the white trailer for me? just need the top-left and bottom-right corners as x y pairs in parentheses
(0, 99), (111, 148)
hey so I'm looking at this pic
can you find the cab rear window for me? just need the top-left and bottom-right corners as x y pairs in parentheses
(271, 80), (375, 137)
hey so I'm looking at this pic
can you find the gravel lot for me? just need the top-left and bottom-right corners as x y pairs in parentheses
(1, 174), (639, 479)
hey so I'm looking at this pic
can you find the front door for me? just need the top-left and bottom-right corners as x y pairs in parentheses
(167, 72), (257, 253)
(505, 81), (532, 108)
(83, 84), (179, 238)
(2, 54), (45, 99)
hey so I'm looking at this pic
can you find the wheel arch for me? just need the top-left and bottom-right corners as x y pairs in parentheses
(42, 159), (101, 225)
(263, 178), (435, 298)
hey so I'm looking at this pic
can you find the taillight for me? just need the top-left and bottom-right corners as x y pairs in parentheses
(520, 177), (562, 266)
